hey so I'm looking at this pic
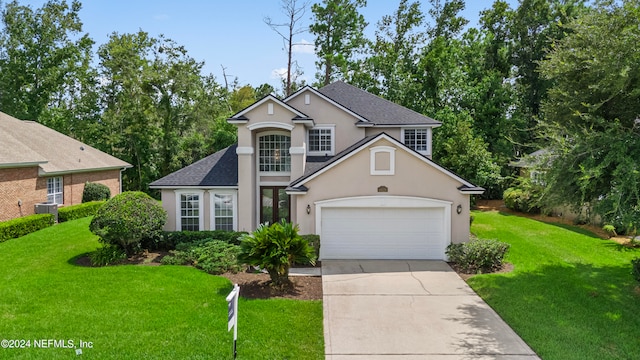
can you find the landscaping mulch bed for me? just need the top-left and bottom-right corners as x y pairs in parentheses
(220, 271), (323, 301)
(76, 251), (323, 300)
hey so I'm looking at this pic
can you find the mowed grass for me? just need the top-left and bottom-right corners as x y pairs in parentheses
(0, 218), (323, 359)
(470, 211), (640, 360)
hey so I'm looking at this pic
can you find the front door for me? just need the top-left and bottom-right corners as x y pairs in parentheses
(260, 186), (290, 225)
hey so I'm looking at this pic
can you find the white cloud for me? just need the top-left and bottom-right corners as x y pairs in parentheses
(292, 39), (315, 55)
(153, 14), (170, 21)
(271, 68), (288, 80)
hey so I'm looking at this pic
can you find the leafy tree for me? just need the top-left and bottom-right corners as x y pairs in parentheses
(310, 0), (367, 86)
(90, 191), (167, 256)
(0, 0), (95, 134)
(538, 0), (640, 233)
(96, 31), (232, 191)
(432, 108), (502, 191)
(238, 220), (316, 287)
(509, 0), (586, 150)
(356, 0), (425, 100)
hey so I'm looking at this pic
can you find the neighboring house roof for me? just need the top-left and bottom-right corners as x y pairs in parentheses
(0, 112), (131, 174)
(149, 145), (238, 188)
(316, 81), (442, 127)
(510, 149), (551, 168)
(287, 132), (483, 194)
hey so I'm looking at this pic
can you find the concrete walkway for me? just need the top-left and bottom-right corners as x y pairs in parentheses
(322, 260), (540, 359)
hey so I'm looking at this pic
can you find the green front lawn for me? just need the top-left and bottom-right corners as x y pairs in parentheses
(470, 211), (640, 360)
(0, 218), (323, 359)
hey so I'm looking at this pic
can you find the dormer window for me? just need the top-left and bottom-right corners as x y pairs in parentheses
(308, 125), (335, 156)
(402, 128), (431, 156)
(258, 132), (291, 173)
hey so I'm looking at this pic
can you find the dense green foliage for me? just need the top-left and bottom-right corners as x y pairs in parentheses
(0, 213), (54, 242)
(238, 220), (316, 286)
(58, 201), (105, 222)
(89, 244), (127, 266)
(0, 218), (324, 359)
(539, 0), (640, 234)
(446, 237), (510, 273)
(470, 211), (640, 359)
(89, 191), (167, 256)
(502, 177), (542, 214)
(310, 0), (367, 85)
(161, 239), (242, 274)
(631, 258), (640, 283)
(156, 229), (245, 250)
(82, 182), (111, 202)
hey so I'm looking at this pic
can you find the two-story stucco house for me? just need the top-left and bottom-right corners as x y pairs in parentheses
(150, 81), (484, 260)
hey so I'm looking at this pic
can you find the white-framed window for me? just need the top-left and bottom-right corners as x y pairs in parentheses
(175, 190), (204, 231)
(210, 191), (237, 231)
(307, 126), (335, 155)
(47, 177), (63, 204)
(258, 132), (291, 173)
(402, 128), (430, 155)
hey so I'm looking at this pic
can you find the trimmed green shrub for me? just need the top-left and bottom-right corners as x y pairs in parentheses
(0, 214), (55, 242)
(161, 239), (242, 274)
(503, 187), (541, 214)
(238, 220), (316, 287)
(58, 201), (105, 222)
(446, 238), (510, 274)
(153, 230), (246, 250)
(89, 244), (127, 266)
(300, 234), (320, 263)
(632, 258), (640, 283)
(82, 182), (111, 203)
(89, 191), (167, 256)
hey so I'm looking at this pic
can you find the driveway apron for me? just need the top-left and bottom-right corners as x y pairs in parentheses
(322, 260), (540, 359)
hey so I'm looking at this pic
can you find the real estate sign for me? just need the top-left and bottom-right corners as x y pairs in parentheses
(226, 284), (239, 358)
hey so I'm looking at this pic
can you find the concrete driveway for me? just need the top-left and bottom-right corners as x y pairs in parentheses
(322, 260), (540, 359)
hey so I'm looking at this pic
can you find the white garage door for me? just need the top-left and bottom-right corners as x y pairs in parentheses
(320, 206), (446, 260)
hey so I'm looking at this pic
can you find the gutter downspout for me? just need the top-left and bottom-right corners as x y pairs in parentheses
(119, 168), (124, 194)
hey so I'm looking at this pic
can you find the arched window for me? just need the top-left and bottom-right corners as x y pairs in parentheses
(258, 133), (291, 173)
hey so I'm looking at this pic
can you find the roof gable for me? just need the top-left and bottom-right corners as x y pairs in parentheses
(0, 112), (131, 173)
(149, 145), (238, 188)
(317, 81), (441, 127)
(229, 94), (308, 120)
(289, 133), (480, 192)
(285, 85), (368, 123)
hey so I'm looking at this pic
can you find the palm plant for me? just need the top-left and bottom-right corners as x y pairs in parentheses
(238, 220), (316, 287)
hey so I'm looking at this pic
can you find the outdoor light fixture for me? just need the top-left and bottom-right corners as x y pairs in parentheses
(456, 204), (463, 214)
(306, 204), (311, 214)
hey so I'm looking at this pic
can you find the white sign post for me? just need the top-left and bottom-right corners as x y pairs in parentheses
(226, 284), (239, 359)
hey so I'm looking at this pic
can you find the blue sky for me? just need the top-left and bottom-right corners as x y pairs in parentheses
(21, 0), (519, 89)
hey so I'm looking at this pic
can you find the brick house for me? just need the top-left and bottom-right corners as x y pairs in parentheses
(0, 112), (131, 222)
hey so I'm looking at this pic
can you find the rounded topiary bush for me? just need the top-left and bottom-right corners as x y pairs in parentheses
(89, 191), (167, 256)
(82, 182), (111, 203)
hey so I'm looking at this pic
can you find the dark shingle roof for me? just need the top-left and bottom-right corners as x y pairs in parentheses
(149, 145), (238, 187)
(317, 81), (441, 126)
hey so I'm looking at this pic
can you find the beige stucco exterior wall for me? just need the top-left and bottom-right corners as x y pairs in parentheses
(292, 138), (471, 244)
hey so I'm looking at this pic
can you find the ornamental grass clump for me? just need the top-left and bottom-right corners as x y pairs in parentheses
(238, 220), (316, 287)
